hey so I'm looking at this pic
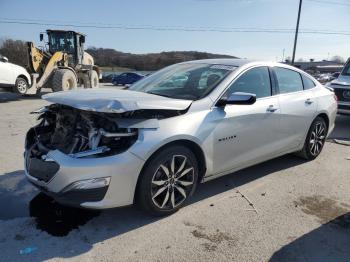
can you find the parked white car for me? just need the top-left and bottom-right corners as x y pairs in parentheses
(0, 54), (31, 94)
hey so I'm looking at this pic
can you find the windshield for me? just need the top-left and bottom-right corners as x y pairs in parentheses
(341, 60), (350, 76)
(48, 31), (75, 54)
(129, 63), (236, 100)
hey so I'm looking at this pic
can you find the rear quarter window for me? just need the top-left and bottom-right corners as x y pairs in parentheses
(301, 75), (316, 90)
(274, 67), (303, 94)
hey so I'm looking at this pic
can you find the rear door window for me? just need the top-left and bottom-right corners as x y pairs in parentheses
(274, 67), (303, 94)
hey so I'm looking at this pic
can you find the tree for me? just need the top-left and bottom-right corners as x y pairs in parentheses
(285, 56), (292, 63)
(0, 38), (27, 67)
(0, 37), (238, 71)
(330, 55), (345, 64)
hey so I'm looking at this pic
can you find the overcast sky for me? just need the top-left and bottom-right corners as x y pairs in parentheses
(0, 0), (349, 61)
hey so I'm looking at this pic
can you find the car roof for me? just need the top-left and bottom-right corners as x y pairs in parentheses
(184, 59), (314, 75)
(184, 58), (255, 67)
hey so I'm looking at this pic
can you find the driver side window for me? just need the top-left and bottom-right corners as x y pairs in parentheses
(225, 67), (271, 99)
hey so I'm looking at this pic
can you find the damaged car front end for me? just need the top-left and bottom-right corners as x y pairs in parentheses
(25, 104), (141, 208)
(24, 88), (192, 209)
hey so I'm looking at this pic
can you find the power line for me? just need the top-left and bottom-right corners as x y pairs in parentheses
(0, 19), (350, 36)
(306, 0), (350, 6)
(1, 17), (349, 33)
(193, 0), (350, 6)
(1, 17), (349, 34)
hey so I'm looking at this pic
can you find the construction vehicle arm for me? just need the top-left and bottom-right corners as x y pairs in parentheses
(26, 42), (68, 94)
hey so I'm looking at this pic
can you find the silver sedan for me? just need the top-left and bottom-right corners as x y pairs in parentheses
(24, 59), (337, 215)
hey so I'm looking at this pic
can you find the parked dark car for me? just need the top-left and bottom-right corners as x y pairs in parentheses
(112, 72), (143, 86)
(100, 73), (118, 83)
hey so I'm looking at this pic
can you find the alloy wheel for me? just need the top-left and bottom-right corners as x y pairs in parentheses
(17, 79), (27, 93)
(151, 155), (195, 210)
(309, 121), (326, 156)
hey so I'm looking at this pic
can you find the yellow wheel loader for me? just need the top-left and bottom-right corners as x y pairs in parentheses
(25, 30), (100, 95)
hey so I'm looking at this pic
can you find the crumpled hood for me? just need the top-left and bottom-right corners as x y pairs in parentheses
(42, 88), (193, 113)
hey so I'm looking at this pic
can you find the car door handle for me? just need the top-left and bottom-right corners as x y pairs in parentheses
(267, 105), (278, 112)
(305, 98), (313, 105)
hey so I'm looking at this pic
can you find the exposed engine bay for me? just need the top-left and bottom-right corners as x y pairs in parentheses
(26, 104), (140, 161)
(26, 104), (186, 161)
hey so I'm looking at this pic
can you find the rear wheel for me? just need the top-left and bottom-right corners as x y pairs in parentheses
(52, 69), (77, 92)
(13, 77), (28, 94)
(82, 71), (99, 88)
(90, 70), (99, 88)
(296, 116), (328, 160)
(136, 145), (198, 216)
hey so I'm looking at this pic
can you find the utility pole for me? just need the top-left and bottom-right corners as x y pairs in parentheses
(282, 48), (285, 62)
(292, 0), (302, 65)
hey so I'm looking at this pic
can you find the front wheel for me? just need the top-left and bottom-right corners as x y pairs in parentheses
(296, 116), (328, 160)
(52, 69), (77, 92)
(136, 145), (198, 216)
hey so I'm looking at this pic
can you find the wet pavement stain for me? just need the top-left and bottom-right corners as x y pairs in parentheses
(184, 220), (236, 251)
(29, 193), (100, 237)
(294, 195), (350, 226)
(191, 229), (234, 245)
(0, 172), (100, 236)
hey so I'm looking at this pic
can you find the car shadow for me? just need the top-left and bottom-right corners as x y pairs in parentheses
(0, 90), (50, 103)
(0, 154), (306, 261)
(269, 212), (350, 261)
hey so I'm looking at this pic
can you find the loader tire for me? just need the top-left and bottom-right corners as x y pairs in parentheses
(52, 69), (77, 92)
(91, 70), (99, 88)
(82, 70), (99, 88)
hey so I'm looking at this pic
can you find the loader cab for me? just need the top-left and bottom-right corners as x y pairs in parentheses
(46, 30), (85, 67)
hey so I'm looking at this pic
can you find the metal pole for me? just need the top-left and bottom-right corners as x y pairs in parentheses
(292, 0), (303, 65)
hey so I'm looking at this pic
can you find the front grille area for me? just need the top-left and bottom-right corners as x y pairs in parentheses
(338, 104), (350, 110)
(333, 86), (350, 102)
(26, 157), (60, 182)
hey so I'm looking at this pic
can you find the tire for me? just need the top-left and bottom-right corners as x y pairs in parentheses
(13, 77), (28, 94)
(296, 116), (328, 160)
(82, 70), (99, 88)
(52, 69), (77, 92)
(136, 145), (199, 216)
(90, 70), (99, 88)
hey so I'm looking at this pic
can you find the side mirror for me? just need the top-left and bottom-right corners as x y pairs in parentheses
(80, 36), (85, 44)
(217, 92), (256, 106)
(40, 33), (44, 41)
(1, 56), (8, 62)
